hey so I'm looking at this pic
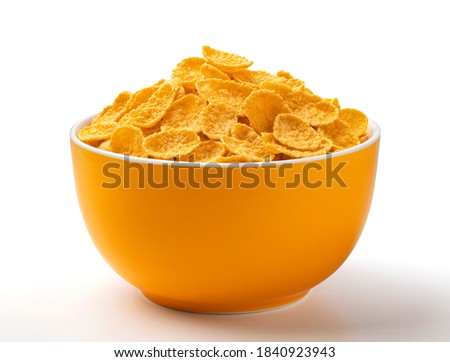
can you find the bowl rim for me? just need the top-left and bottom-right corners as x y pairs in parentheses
(70, 115), (380, 168)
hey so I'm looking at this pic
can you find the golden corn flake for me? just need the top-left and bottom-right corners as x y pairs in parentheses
(128, 80), (164, 110)
(223, 148), (234, 156)
(184, 88), (199, 96)
(83, 139), (103, 147)
(160, 94), (207, 132)
(276, 70), (293, 79)
(260, 81), (292, 96)
(317, 118), (360, 150)
(285, 78), (305, 90)
(120, 81), (178, 128)
(262, 132), (332, 158)
(202, 45), (253, 73)
(283, 89), (322, 115)
(273, 113), (323, 150)
(92, 91), (133, 124)
(199, 102), (238, 140)
(220, 136), (267, 162)
(293, 100), (339, 127)
(148, 81), (181, 109)
(110, 125), (146, 157)
(339, 108), (368, 137)
(229, 124), (268, 158)
(171, 57), (205, 91)
(78, 121), (117, 142)
(98, 140), (112, 152)
(232, 70), (280, 85)
(213, 155), (253, 163)
(262, 83), (320, 118)
(276, 71), (305, 89)
(120, 106), (165, 128)
(174, 84), (186, 100)
(140, 124), (161, 137)
(196, 79), (253, 117)
(200, 63), (230, 80)
(325, 97), (341, 109)
(231, 123), (260, 143)
(80, 45), (369, 162)
(281, 103), (292, 114)
(243, 89), (284, 134)
(181, 140), (226, 162)
(143, 129), (200, 160)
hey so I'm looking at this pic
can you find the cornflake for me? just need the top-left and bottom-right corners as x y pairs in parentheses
(79, 46), (369, 162)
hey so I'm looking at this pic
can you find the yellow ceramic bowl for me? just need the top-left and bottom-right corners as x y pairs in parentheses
(70, 117), (380, 313)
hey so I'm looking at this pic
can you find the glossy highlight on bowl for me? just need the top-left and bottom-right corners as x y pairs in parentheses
(70, 116), (380, 313)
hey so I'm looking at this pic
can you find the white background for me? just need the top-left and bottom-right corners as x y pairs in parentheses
(1, 0), (449, 342)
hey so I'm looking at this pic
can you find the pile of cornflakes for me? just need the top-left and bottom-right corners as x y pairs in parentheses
(79, 46), (369, 162)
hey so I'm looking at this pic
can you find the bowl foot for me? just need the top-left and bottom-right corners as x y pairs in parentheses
(140, 290), (310, 314)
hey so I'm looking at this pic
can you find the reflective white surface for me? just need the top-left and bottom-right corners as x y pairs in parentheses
(1, 258), (449, 341)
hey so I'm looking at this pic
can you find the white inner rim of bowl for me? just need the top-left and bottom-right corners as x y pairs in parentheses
(70, 116), (381, 168)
